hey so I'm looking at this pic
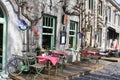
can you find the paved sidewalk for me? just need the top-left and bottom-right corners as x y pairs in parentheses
(0, 74), (12, 80)
(74, 62), (120, 80)
(9, 60), (110, 80)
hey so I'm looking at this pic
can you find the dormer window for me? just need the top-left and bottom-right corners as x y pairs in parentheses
(88, 0), (93, 10)
(98, 0), (102, 16)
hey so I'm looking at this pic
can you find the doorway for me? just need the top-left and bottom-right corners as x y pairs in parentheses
(42, 35), (51, 49)
(0, 24), (3, 71)
(0, 4), (7, 73)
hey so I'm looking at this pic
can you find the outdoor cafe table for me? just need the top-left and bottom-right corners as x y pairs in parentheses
(37, 55), (59, 79)
(51, 51), (67, 71)
(82, 50), (99, 57)
(87, 51), (99, 55)
(106, 48), (117, 51)
(51, 51), (67, 57)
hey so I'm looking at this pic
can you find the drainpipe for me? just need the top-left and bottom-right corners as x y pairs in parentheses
(105, 0), (108, 50)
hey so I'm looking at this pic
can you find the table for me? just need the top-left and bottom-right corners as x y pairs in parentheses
(87, 50), (99, 55)
(51, 51), (67, 71)
(82, 50), (99, 57)
(106, 48), (118, 57)
(106, 48), (117, 51)
(52, 51), (67, 57)
(37, 56), (59, 79)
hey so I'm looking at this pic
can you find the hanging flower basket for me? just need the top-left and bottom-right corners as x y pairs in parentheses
(34, 27), (40, 36)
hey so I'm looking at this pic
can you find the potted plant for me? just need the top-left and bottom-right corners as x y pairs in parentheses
(35, 46), (41, 56)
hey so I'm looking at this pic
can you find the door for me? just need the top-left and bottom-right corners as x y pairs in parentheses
(0, 24), (3, 71)
(0, 5), (7, 73)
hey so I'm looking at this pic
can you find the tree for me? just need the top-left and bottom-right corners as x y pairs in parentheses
(8, 0), (45, 52)
(61, 0), (87, 49)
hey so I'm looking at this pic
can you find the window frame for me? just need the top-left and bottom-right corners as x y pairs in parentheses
(69, 20), (78, 49)
(42, 15), (56, 50)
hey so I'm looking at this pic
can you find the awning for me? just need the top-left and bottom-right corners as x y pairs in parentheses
(115, 28), (120, 33)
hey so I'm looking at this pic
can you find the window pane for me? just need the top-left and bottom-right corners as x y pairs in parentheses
(69, 31), (74, 35)
(43, 17), (45, 26)
(43, 28), (52, 33)
(0, 8), (4, 18)
(69, 37), (73, 48)
(70, 22), (75, 30)
(51, 18), (53, 27)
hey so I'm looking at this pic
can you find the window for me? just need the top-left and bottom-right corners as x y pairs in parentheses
(115, 14), (117, 25)
(113, 11), (115, 24)
(69, 20), (78, 49)
(42, 15), (56, 50)
(98, 0), (102, 15)
(118, 15), (120, 26)
(0, 8), (4, 18)
(98, 28), (102, 47)
(107, 7), (111, 22)
(88, 0), (94, 10)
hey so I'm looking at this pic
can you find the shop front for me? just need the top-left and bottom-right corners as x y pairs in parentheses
(107, 27), (119, 49)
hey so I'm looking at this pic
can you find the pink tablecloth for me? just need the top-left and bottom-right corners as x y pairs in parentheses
(37, 56), (59, 65)
(52, 51), (67, 57)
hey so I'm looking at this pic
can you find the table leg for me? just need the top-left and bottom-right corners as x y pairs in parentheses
(55, 63), (58, 76)
(48, 60), (50, 80)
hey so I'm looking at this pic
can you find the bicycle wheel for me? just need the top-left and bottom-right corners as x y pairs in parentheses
(7, 58), (24, 75)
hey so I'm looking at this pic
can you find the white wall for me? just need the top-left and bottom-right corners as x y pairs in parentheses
(2, 0), (23, 60)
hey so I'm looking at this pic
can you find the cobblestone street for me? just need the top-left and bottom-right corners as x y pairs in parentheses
(74, 62), (120, 80)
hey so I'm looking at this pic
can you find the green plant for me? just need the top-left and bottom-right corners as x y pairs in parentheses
(35, 46), (41, 56)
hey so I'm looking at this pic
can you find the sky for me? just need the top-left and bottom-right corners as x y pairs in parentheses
(116, 0), (120, 4)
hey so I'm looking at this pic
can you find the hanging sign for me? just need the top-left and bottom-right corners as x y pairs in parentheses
(78, 32), (83, 39)
(18, 19), (28, 32)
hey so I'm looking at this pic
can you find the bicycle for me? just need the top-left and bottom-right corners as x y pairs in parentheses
(7, 51), (45, 79)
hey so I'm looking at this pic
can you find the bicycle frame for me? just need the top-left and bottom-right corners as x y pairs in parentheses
(7, 52), (37, 75)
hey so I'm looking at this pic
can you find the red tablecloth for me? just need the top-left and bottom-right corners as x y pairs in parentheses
(52, 51), (67, 57)
(87, 51), (99, 55)
(37, 56), (59, 65)
(106, 48), (117, 51)
(82, 50), (99, 57)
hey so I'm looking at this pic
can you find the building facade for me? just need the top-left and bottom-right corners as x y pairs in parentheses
(0, 0), (120, 74)
(106, 0), (120, 50)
